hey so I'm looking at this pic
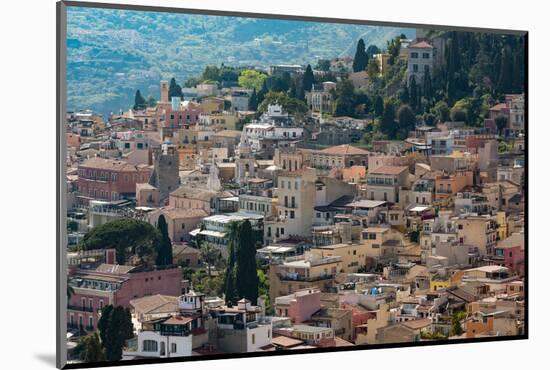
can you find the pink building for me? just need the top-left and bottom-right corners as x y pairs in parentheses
(67, 263), (182, 333)
(274, 288), (321, 323)
(494, 233), (525, 275)
(77, 157), (152, 205)
(164, 106), (202, 128)
(341, 302), (374, 340)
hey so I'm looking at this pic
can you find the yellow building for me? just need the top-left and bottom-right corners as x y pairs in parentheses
(373, 53), (391, 75)
(496, 211), (508, 240)
(430, 277), (451, 292)
(268, 253), (341, 304)
(310, 243), (369, 273)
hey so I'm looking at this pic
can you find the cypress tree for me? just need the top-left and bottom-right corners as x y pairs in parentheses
(446, 36), (458, 102)
(400, 85), (410, 104)
(410, 76), (418, 112)
(235, 220), (259, 304)
(168, 77), (183, 99)
(374, 95), (384, 117)
(133, 90), (146, 111)
(98, 305), (134, 362)
(155, 215), (173, 266)
(224, 221), (239, 304)
(352, 39), (369, 72)
(366, 44), (380, 59)
(302, 64), (315, 92)
(249, 88), (258, 111)
(497, 45), (513, 93)
(381, 99), (397, 138)
(423, 70), (433, 102)
(105, 307), (134, 361)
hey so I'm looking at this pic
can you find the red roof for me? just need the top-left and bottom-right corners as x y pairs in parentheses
(409, 41), (433, 49)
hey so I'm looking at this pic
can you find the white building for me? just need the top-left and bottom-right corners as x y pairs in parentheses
(210, 298), (273, 353)
(122, 318), (193, 360)
(265, 167), (316, 243)
(407, 41), (434, 85)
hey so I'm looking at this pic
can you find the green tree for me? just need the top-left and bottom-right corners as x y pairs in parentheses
(399, 85), (410, 105)
(446, 36), (459, 102)
(248, 88), (258, 111)
(99, 306), (134, 361)
(75, 332), (105, 363)
(155, 215), (173, 266)
(423, 70), (433, 102)
(495, 114), (508, 135)
(397, 104), (416, 136)
(146, 95), (157, 108)
(302, 64), (315, 92)
(238, 69), (267, 91)
(78, 219), (161, 265)
(367, 59), (380, 81)
(168, 77), (183, 99)
(387, 36), (402, 65)
(133, 89), (146, 111)
(258, 91), (307, 117)
(316, 59), (331, 72)
(98, 305), (113, 345)
(410, 76), (418, 111)
(432, 101), (450, 123)
(366, 45), (380, 59)
(224, 221), (239, 304)
(353, 39), (369, 72)
(200, 241), (221, 278)
(451, 311), (467, 336)
(497, 45), (513, 93)
(332, 78), (356, 117)
(380, 98), (397, 138)
(374, 95), (384, 117)
(235, 220), (259, 304)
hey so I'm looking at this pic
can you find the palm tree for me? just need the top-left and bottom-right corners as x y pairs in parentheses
(67, 284), (75, 301)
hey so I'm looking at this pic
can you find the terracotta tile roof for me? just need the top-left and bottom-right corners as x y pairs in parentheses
(334, 337), (354, 347)
(400, 318), (432, 330)
(368, 165), (408, 175)
(162, 315), (193, 326)
(160, 207), (209, 219)
(170, 186), (233, 201)
(409, 41), (433, 49)
(490, 103), (508, 111)
(319, 144), (370, 156)
(272, 335), (304, 348)
(130, 294), (178, 315)
(80, 157), (149, 172)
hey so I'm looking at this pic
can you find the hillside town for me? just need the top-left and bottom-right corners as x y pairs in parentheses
(65, 29), (525, 364)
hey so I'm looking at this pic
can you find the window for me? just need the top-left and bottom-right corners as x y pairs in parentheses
(281, 228), (285, 235)
(411, 52), (418, 58)
(413, 64), (419, 72)
(422, 52), (430, 59)
(142, 340), (158, 352)
(88, 317), (93, 328)
(424, 65), (430, 73)
(171, 343), (177, 353)
(252, 334), (256, 345)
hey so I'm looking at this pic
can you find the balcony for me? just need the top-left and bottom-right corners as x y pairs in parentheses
(277, 273), (335, 282)
(68, 305), (95, 313)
